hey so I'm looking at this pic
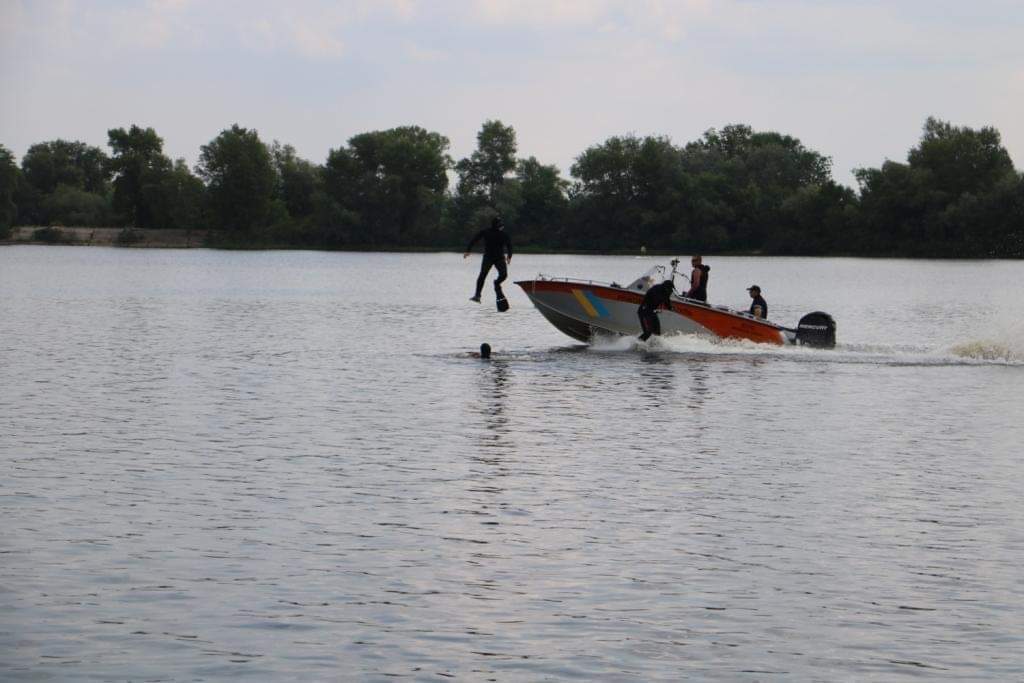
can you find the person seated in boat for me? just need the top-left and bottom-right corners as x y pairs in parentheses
(747, 285), (768, 319)
(684, 256), (710, 302)
(638, 280), (675, 341)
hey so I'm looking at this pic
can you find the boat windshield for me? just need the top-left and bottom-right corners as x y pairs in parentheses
(625, 265), (667, 293)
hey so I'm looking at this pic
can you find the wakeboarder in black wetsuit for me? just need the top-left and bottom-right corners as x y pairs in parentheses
(638, 281), (675, 341)
(464, 217), (512, 303)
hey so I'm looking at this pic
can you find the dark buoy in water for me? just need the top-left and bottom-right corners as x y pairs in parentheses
(480, 343), (492, 359)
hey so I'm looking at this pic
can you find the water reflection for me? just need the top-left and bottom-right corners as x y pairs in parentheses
(4, 248), (1024, 681)
(687, 362), (711, 408)
(637, 352), (674, 406)
(472, 358), (512, 457)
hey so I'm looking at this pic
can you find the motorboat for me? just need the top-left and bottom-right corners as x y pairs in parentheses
(515, 260), (836, 347)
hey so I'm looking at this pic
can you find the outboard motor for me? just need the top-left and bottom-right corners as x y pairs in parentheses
(795, 311), (836, 348)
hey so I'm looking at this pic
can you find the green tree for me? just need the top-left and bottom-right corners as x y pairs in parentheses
(42, 184), (113, 227)
(852, 118), (1019, 256)
(0, 145), (19, 236)
(107, 125), (172, 227)
(513, 157), (569, 248)
(142, 159), (207, 230)
(908, 117), (1014, 197)
(17, 140), (110, 225)
(853, 161), (933, 254)
(21, 139), (109, 194)
(323, 126), (450, 245)
(681, 125), (834, 250)
(932, 173), (1024, 257)
(451, 121), (518, 239)
(564, 125), (839, 253)
(697, 125), (831, 188)
(775, 181), (858, 254)
(455, 120), (517, 200)
(271, 142), (321, 220)
(197, 124), (276, 234)
(569, 135), (685, 250)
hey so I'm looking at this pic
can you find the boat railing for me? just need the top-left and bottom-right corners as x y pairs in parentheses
(535, 275), (615, 287)
(535, 264), (668, 293)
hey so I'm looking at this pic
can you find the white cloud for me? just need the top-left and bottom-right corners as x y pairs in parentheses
(624, 0), (712, 42)
(239, 9), (348, 60)
(466, 0), (712, 38)
(405, 42), (447, 63)
(0, 1), (27, 44)
(471, 0), (612, 27)
(3, 0), (422, 61)
(231, 1), (420, 60)
(2, 0), (1022, 186)
(288, 17), (347, 60)
(104, 0), (197, 50)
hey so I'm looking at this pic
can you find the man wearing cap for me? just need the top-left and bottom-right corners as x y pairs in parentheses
(747, 285), (768, 319)
(464, 217), (512, 303)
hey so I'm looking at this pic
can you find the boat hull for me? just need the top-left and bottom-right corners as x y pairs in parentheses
(516, 279), (790, 345)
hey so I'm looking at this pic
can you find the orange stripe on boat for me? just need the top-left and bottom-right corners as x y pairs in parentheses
(671, 302), (785, 345)
(571, 289), (600, 317)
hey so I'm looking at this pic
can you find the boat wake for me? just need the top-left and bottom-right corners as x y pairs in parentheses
(442, 321), (1024, 368)
(587, 331), (1024, 367)
(949, 340), (1023, 364)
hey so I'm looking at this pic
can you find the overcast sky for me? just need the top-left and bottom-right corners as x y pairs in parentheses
(3, 0), (1023, 186)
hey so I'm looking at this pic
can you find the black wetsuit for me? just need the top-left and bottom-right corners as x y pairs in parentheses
(688, 265), (710, 302)
(749, 295), (768, 319)
(638, 282), (674, 341)
(466, 227), (512, 298)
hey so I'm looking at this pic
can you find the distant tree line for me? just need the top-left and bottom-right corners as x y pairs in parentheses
(1, 117), (1021, 257)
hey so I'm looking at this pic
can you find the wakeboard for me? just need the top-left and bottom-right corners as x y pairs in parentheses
(495, 284), (509, 312)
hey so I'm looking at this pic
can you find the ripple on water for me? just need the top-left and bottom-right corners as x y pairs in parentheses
(1, 249), (1023, 680)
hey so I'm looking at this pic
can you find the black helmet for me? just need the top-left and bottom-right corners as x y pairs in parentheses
(491, 216), (504, 229)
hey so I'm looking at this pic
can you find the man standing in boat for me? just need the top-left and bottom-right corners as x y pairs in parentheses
(685, 256), (710, 301)
(464, 216), (512, 303)
(638, 280), (675, 341)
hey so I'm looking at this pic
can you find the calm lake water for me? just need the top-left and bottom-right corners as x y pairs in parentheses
(2, 246), (1023, 681)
